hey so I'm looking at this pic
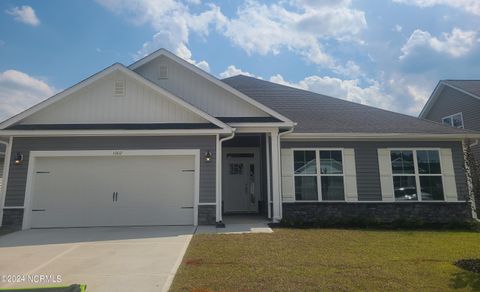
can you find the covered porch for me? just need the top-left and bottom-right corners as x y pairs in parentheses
(215, 128), (285, 226)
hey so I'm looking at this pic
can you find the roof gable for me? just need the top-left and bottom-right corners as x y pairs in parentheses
(0, 64), (230, 131)
(419, 80), (480, 118)
(129, 49), (293, 124)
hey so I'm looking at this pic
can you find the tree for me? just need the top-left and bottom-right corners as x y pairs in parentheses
(463, 140), (480, 218)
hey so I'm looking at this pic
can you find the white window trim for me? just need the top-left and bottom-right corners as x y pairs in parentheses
(292, 148), (346, 202)
(389, 148), (445, 202)
(441, 112), (464, 129)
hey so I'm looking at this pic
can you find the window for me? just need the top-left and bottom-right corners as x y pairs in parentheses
(442, 113), (464, 128)
(294, 150), (345, 201)
(390, 149), (444, 201)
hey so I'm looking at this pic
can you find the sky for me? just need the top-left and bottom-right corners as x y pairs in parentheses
(0, 0), (479, 121)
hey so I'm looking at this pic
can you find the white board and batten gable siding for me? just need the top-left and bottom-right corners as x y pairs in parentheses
(20, 70), (208, 125)
(280, 148), (358, 202)
(377, 148), (458, 202)
(133, 55), (270, 118)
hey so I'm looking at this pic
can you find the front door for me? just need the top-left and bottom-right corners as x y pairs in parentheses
(222, 149), (260, 213)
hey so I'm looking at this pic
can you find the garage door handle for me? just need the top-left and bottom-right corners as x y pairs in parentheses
(181, 206), (194, 209)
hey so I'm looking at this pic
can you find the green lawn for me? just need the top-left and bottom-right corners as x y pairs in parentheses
(171, 228), (480, 291)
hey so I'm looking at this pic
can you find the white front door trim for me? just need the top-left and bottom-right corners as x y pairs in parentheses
(22, 149), (200, 230)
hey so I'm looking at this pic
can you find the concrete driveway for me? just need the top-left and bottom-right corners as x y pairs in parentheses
(0, 226), (194, 291)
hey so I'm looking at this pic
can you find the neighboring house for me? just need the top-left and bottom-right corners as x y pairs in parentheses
(420, 80), (480, 160)
(0, 49), (479, 230)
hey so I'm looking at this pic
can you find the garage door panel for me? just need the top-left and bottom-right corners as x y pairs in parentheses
(30, 154), (196, 228)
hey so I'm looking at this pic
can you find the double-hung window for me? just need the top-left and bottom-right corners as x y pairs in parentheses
(391, 149), (444, 201)
(293, 150), (345, 201)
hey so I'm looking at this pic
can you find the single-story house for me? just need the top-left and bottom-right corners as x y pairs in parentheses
(0, 49), (479, 230)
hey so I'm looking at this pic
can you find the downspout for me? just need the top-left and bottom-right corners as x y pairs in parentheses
(215, 129), (236, 227)
(273, 124), (295, 221)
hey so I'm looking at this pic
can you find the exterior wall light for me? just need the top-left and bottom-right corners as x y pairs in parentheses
(204, 151), (213, 163)
(14, 153), (23, 165)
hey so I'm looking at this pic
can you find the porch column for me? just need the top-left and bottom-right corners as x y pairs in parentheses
(270, 129), (282, 222)
(215, 134), (222, 223)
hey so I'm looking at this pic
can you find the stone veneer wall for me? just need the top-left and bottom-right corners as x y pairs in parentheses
(198, 205), (216, 225)
(2, 209), (24, 230)
(282, 202), (472, 224)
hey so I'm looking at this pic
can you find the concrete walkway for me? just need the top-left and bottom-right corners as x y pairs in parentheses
(0, 226), (194, 292)
(196, 215), (274, 234)
(0, 219), (272, 291)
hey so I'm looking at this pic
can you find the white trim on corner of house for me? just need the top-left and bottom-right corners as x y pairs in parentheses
(127, 48), (294, 125)
(0, 137), (12, 227)
(21, 149), (201, 230)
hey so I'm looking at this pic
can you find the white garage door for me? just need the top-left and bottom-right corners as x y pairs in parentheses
(29, 154), (196, 228)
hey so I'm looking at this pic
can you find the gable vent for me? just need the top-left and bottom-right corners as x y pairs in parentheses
(158, 65), (168, 79)
(114, 80), (126, 96)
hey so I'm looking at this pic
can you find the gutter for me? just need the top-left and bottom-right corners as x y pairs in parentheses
(215, 129), (236, 226)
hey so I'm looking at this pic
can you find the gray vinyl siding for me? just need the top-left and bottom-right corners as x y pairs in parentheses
(424, 86), (480, 159)
(4, 136), (216, 207)
(281, 140), (467, 201)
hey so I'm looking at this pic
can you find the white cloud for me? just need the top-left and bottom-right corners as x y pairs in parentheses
(400, 27), (478, 59)
(269, 74), (396, 111)
(97, 0), (366, 71)
(221, 0), (366, 67)
(0, 70), (56, 121)
(219, 65), (256, 79)
(393, 0), (480, 16)
(96, 0), (223, 72)
(6, 6), (40, 26)
(394, 24), (403, 32)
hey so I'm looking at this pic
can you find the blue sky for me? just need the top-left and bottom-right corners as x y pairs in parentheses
(0, 0), (479, 120)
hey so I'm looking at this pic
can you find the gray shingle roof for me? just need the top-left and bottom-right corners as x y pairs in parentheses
(222, 75), (472, 134)
(443, 80), (480, 98)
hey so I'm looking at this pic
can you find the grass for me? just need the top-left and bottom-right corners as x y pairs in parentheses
(171, 228), (480, 291)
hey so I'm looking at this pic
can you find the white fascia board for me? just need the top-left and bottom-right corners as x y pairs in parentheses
(0, 63), (123, 129)
(442, 83), (480, 101)
(282, 132), (480, 140)
(0, 63), (232, 132)
(128, 49), (294, 124)
(0, 128), (232, 137)
(125, 68), (231, 131)
(228, 122), (294, 128)
(418, 81), (444, 118)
